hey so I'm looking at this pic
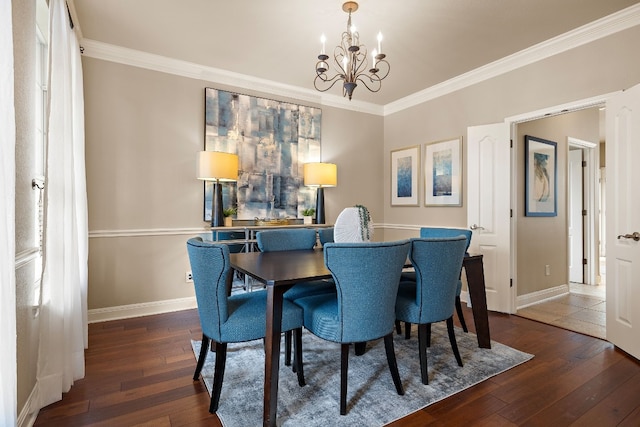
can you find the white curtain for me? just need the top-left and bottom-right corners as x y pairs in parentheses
(35, 0), (88, 409)
(0, 1), (17, 425)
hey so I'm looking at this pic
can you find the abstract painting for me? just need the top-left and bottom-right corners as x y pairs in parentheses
(525, 135), (557, 216)
(391, 145), (420, 206)
(203, 88), (322, 221)
(424, 137), (462, 206)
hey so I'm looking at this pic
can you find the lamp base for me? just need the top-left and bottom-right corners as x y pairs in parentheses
(211, 181), (224, 227)
(315, 187), (325, 225)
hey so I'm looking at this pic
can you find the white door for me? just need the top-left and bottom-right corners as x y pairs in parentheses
(606, 84), (640, 360)
(569, 149), (584, 283)
(467, 123), (512, 313)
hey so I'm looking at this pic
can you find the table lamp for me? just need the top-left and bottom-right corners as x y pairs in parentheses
(303, 162), (337, 224)
(197, 151), (238, 227)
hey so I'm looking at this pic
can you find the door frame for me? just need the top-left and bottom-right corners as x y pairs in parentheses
(504, 92), (616, 311)
(568, 136), (599, 286)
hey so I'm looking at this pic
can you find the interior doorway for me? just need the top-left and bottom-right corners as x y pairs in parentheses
(513, 108), (606, 339)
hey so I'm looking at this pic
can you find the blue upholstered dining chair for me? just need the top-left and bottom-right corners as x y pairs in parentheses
(395, 236), (468, 385)
(397, 227), (472, 337)
(256, 228), (336, 365)
(294, 240), (411, 415)
(186, 237), (305, 413)
(318, 227), (334, 246)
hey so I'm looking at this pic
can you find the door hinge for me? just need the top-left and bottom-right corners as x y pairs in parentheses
(510, 278), (513, 288)
(510, 209), (513, 218)
(582, 209), (587, 216)
(510, 139), (513, 148)
(583, 258), (588, 265)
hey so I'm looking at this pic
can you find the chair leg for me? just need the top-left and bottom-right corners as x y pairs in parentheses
(354, 342), (367, 356)
(417, 323), (429, 384)
(426, 322), (432, 347)
(455, 296), (468, 332)
(293, 328), (306, 387)
(395, 319), (402, 335)
(340, 343), (350, 415)
(404, 322), (411, 340)
(383, 333), (405, 395)
(284, 330), (292, 366)
(210, 342), (228, 413)
(446, 316), (463, 367)
(193, 334), (210, 381)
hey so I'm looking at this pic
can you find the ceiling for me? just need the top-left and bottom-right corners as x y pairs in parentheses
(71, 0), (639, 107)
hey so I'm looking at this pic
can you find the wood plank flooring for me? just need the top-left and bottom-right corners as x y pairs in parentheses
(34, 306), (640, 426)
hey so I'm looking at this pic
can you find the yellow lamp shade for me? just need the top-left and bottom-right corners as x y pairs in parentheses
(303, 162), (337, 187)
(197, 151), (238, 182)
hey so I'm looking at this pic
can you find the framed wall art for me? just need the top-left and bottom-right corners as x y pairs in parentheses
(525, 135), (557, 216)
(390, 145), (420, 206)
(203, 88), (322, 221)
(424, 137), (462, 206)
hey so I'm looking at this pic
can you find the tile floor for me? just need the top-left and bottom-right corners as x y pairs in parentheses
(516, 282), (606, 339)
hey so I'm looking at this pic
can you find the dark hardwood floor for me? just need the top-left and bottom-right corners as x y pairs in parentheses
(34, 306), (640, 426)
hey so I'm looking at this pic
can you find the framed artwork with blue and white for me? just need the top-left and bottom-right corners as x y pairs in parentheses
(525, 135), (557, 216)
(390, 145), (420, 206)
(424, 137), (462, 207)
(203, 88), (322, 221)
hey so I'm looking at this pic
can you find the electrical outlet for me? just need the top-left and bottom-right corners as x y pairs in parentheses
(185, 271), (193, 283)
(545, 265), (551, 276)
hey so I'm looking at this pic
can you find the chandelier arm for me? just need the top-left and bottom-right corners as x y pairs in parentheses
(314, 74), (345, 92)
(356, 75), (382, 93)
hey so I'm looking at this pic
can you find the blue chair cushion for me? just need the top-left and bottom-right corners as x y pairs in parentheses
(295, 293), (341, 342)
(218, 290), (304, 343)
(398, 276), (463, 297)
(284, 279), (335, 301)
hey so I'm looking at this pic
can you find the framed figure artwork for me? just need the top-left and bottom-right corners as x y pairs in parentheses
(525, 135), (557, 216)
(390, 145), (420, 206)
(424, 137), (462, 207)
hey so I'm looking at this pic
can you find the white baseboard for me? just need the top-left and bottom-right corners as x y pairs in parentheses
(18, 384), (39, 427)
(88, 297), (197, 323)
(516, 284), (570, 309)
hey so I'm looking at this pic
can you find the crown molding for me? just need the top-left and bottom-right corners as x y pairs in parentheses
(80, 39), (384, 116)
(79, 3), (640, 118)
(384, 3), (640, 116)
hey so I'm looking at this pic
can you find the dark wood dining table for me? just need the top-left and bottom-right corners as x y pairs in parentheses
(229, 249), (491, 427)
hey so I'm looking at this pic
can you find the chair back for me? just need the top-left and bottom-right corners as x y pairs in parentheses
(318, 227), (334, 246)
(186, 237), (232, 341)
(323, 240), (410, 342)
(410, 236), (467, 323)
(256, 228), (317, 252)
(419, 227), (472, 254)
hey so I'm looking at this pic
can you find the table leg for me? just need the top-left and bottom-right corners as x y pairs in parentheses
(464, 255), (491, 349)
(264, 285), (285, 427)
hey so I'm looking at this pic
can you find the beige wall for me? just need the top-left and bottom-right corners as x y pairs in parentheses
(82, 25), (640, 310)
(13, 0), (41, 415)
(516, 109), (600, 296)
(82, 58), (384, 309)
(383, 25), (640, 298)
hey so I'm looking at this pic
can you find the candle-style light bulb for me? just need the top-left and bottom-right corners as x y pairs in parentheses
(371, 49), (377, 61)
(320, 34), (326, 55)
(377, 32), (383, 53)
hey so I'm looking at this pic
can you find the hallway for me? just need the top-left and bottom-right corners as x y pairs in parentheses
(516, 283), (606, 339)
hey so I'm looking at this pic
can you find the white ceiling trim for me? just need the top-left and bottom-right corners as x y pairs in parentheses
(80, 39), (384, 116)
(384, 3), (640, 116)
(80, 3), (640, 117)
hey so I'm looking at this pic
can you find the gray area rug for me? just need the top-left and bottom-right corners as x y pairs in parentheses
(191, 324), (533, 427)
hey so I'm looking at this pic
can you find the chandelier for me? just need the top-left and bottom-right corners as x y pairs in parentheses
(314, 1), (390, 100)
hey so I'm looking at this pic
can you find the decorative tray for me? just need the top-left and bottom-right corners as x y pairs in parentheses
(254, 218), (290, 226)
